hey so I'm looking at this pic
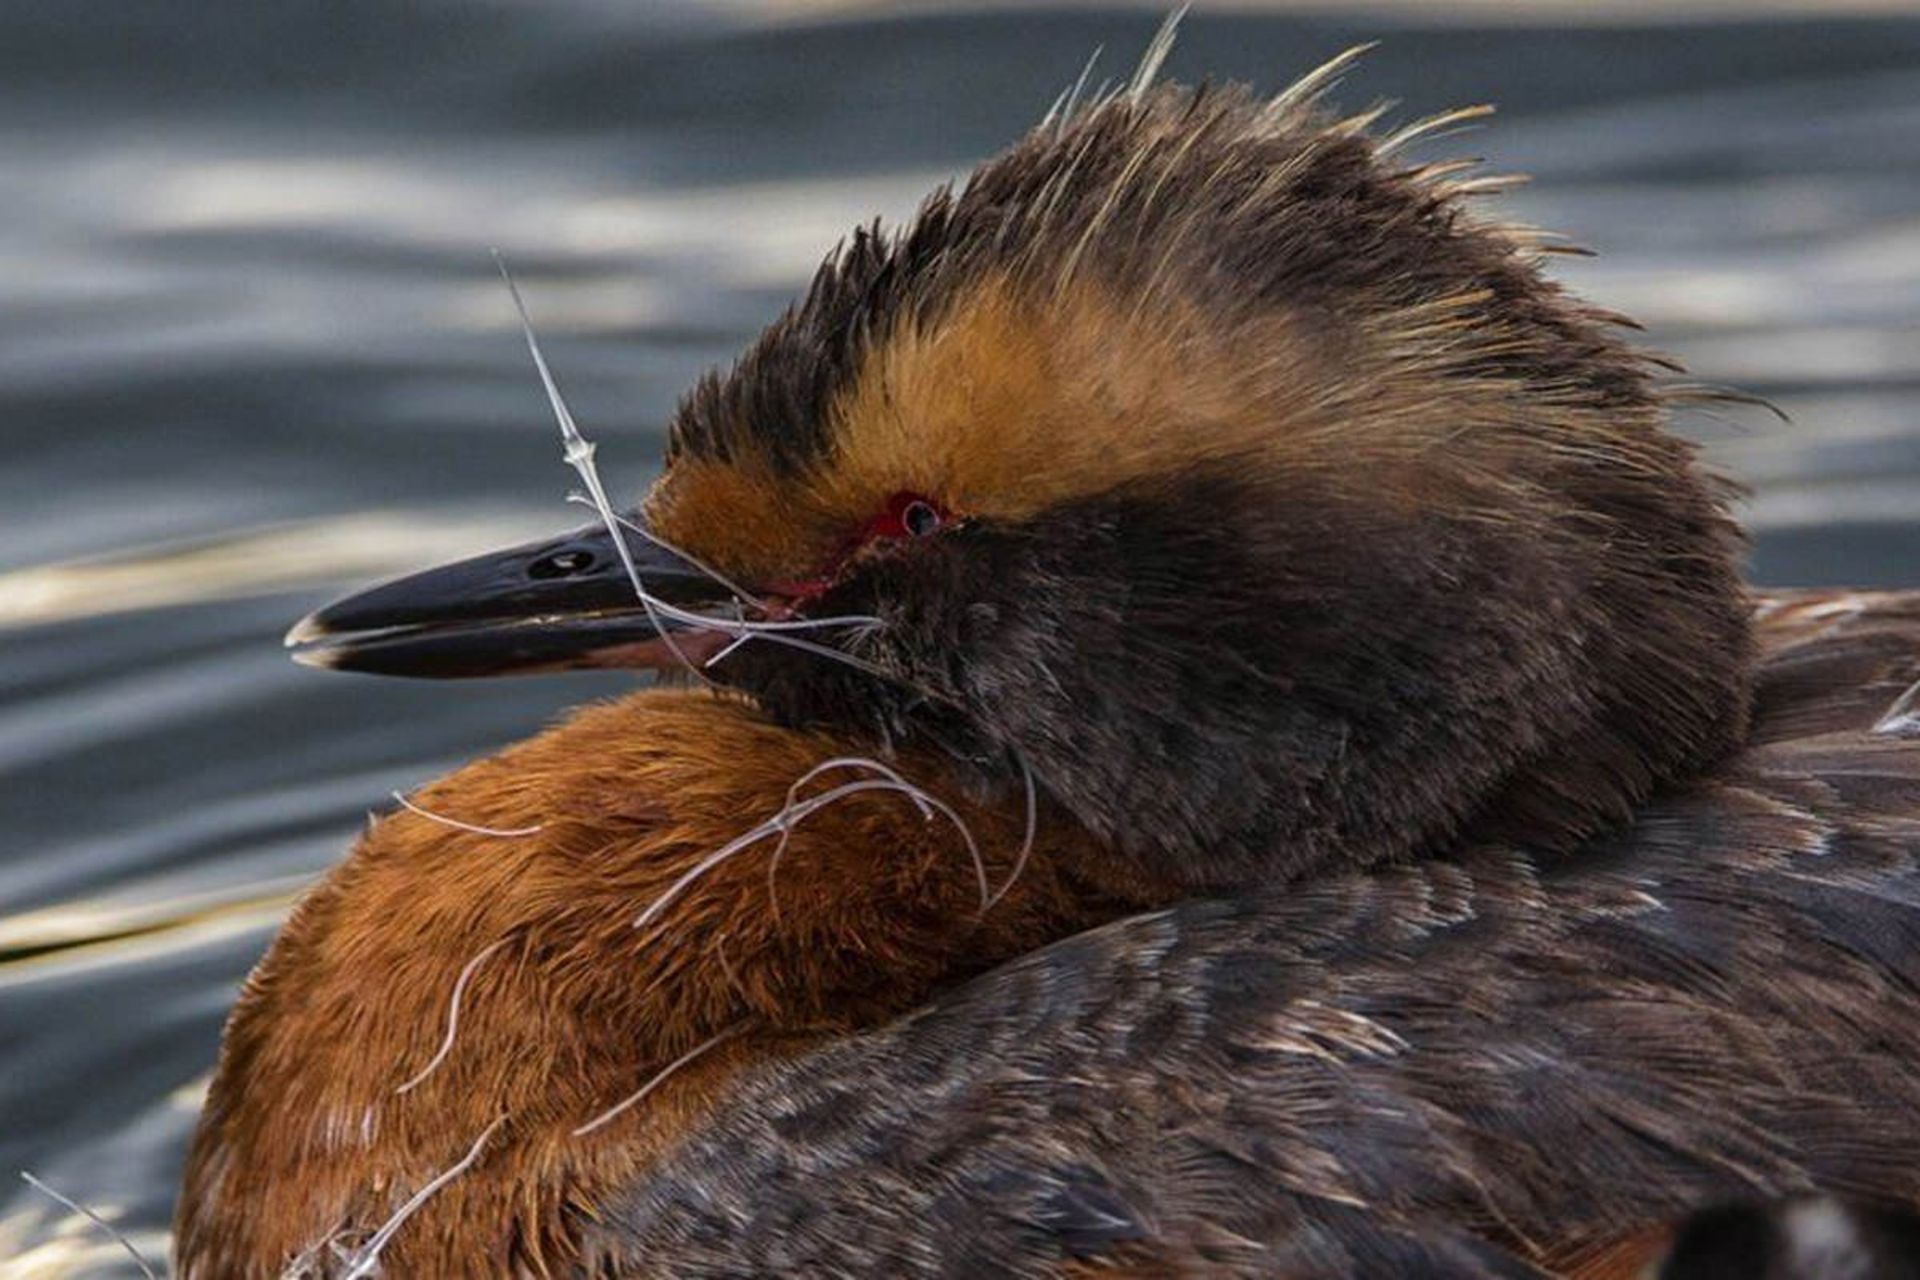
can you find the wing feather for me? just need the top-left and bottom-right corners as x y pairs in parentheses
(586, 590), (1920, 1277)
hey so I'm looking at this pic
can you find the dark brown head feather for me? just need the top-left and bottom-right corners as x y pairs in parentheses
(669, 73), (1653, 480)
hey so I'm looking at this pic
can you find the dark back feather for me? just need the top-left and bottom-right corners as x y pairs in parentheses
(585, 590), (1920, 1277)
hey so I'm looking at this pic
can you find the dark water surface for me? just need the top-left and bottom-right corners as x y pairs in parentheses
(2, 3), (1918, 1272)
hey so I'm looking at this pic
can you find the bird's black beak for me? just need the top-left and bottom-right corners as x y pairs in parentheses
(285, 521), (739, 678)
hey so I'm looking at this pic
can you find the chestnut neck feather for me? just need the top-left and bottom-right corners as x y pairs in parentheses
(174, 692), (1173, 1276)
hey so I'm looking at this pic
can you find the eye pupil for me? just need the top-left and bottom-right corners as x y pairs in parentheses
(901, 500), (941, 537)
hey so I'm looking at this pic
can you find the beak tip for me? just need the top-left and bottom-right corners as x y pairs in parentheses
(284, 611), (328, 648)
(289, 641), (343, 670)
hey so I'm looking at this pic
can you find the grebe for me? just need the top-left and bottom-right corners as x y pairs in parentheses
(177, 30), (1920, 1279)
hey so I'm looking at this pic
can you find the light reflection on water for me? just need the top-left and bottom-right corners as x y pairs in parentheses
(2, 3), (1918, 1273)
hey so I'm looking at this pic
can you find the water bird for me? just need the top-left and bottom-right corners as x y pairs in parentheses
(176, 31), (1920, 1279)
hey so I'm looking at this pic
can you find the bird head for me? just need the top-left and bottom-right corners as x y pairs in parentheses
(290, 51), (1753, 887)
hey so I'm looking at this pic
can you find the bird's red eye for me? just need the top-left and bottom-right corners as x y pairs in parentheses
(901, 500), (941, 537)
(862, 491), (949, 543)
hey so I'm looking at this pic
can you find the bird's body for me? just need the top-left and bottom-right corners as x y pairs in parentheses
(586, 591), (1920, 1279)
(177, 30), (1920, 1279)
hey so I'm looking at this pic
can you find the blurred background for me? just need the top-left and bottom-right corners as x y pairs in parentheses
(2, 1), (1917, 1273)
